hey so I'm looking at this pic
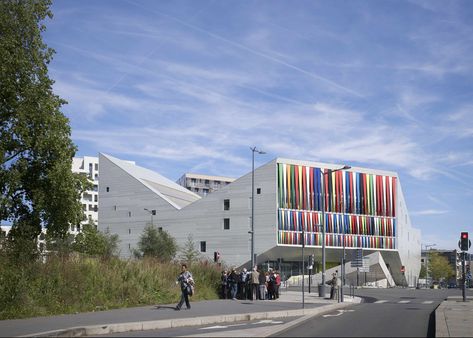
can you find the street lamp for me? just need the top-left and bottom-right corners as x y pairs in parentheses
(320, 164), (351, 299)
(250, 146), (265, 270)
(424, 243), (436, 288)
(144, 208), (156, 227)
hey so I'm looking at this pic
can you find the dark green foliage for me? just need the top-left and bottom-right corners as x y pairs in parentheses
(133, 225), (177, 262)
(72, 221), (120, 258)
(428, 252), (455, 282)
(0, 0), (90, 261)
(178, 234), (201, 264)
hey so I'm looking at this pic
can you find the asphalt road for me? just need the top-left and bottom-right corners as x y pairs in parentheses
(101, 288), (457, 337)
(272, 288), (453, 337)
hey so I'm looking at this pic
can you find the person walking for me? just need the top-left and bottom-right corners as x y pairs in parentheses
(175, 264), (193, 311)
(251, 266), (260, 300)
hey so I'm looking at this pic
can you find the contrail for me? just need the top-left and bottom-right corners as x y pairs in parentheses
(125, 0), (364, 98)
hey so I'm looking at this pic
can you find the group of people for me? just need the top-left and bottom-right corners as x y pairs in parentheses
(220, 267), (281, 301)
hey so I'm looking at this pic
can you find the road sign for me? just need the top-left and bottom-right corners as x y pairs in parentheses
(351, 249), (363, 267)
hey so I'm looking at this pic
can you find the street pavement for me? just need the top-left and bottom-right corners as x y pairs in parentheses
(0, 288), (471, 337)
(0, 289), (357, 337)
(436, 295), (473, 337)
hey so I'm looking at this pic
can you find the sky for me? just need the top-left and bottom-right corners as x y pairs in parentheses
(43, 0), (473, 251)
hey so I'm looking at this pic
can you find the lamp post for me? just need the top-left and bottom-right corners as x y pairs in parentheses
(424, 243), (436, 288)
(320, 165), (351, 298)
(302, 225), (305, 308)
(144, 208), (156, 227)
(250, 146), (265, 270)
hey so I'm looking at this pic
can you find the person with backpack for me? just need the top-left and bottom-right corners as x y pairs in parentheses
(175, 264), (194, 311)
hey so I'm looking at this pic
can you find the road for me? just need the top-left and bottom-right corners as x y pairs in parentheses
(102, 288), (457, 337)
(272, 288), (450, 337)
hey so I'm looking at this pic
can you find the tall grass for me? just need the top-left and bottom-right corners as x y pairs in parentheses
(0, 255), (221, 320)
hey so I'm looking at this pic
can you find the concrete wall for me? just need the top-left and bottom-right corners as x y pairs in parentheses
(98, 154), (180, 258)
(161, 159), (278, 267)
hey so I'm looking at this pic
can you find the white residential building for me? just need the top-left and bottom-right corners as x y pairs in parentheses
(72, 156), (99, 232)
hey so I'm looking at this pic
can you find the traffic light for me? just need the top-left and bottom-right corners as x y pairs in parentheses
(213, 251), (220, 263)
(460, 232), (469, 251)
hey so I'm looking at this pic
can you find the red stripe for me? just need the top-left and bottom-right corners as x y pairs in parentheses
(302, 166), (307, 210)
(392, 177), (397, 217)
(385, 176), (391, 217)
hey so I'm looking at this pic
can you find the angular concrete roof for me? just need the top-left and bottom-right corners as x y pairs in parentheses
(100, 153), (200, 209)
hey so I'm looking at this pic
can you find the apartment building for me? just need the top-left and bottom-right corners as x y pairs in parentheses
(177, 173), (235, 196)
(72, 156), (99, 232)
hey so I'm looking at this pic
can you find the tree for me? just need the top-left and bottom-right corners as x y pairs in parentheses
(178, 234), (201, 264)
(419, 264), (426, 279)
(428, 252), (455, 282)
(72, 221), (120, 258)
(0, 0), (89, 260)
(133, 225), (177, 262)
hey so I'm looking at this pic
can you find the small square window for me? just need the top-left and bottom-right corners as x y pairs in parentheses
(200, 241), (206, 252)
(257, 188), (261, 194)
(224, 199), (230, 210)
(224, 218), (230, 230)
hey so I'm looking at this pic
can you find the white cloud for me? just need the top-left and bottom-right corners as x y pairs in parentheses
(410, 209), (449, 216)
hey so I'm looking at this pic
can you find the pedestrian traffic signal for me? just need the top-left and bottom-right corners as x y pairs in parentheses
(213, 251), (220, 262)
(460, 232), (469, 251)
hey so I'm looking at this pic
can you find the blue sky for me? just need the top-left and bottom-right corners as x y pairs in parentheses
(44, 0), (473, 251)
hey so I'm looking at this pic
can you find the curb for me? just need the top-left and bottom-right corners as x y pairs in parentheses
(23, 299), (361, 337)
(435, 302), (449, 338)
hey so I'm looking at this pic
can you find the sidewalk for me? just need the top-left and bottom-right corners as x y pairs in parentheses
(0, 291), (360, 337)
(436, 296), (473, 337)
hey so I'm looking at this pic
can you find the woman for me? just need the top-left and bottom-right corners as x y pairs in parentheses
(175, 264), (194, 310)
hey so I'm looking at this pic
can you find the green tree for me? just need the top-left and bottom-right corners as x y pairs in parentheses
(133, 225), (177, 262)
(72, 221), (120, 258)
(178, 234), (201, 264)
(428, 252), (455, 282)
(419, 264), (426, 279)
(0, 0), (89, 261)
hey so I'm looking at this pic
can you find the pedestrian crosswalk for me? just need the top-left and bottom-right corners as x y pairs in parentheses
(373, 299), (435, 304)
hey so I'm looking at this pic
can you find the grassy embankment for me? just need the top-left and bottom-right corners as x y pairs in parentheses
(0, 256), (221, 320)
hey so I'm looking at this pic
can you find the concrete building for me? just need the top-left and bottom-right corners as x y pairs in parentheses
(177, 173), (235, 197)
(98, 153), (421, 287)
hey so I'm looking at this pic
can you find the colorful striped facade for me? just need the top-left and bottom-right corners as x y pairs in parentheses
(277, 163), (397, 250)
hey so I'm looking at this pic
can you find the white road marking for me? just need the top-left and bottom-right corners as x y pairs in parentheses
(252, 320), (284, 325)
(200, 323), (247, 330)
(322, 309), (354, 317)
(374, 300), (388, 303)
(422, 301), (434, 304)
(398, 300), (411, 303)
